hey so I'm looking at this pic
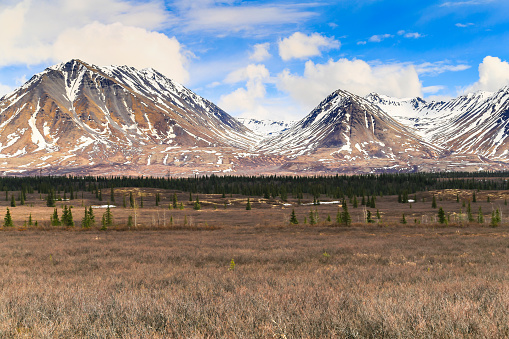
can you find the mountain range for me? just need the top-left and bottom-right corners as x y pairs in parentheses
(1, 59), (509, 176)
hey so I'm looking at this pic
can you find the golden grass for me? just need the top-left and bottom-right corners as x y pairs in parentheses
(0, 225), (507, 337)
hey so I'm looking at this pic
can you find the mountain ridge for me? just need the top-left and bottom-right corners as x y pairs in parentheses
(1, 59), (509, 175)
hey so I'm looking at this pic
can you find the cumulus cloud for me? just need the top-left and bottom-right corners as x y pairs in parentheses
(397, 30), (425, 39)
(464, 56), (509, 93)
(250, 43), (271, 62)
(277, 58), (423, 110)
(278, 32), (340, 61)
(0, 0), (189, 83)
(53, 22), (189, 83)
(368, 34), (393, 42)
(219, 64), (274, 118)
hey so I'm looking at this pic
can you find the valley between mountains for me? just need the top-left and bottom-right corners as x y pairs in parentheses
(1, 59), (509, 176)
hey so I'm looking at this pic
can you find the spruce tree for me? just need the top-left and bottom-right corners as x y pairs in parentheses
(110, 187), (115, 202)
(438, 207), (446, 224)
(467, 202), (474, 222)
(246, 198), (251, 210)
(20, 192), (24, 206)
(193, 196), (201, 210)
(47, 190), (55, 207)
(432, 195), (437, 208)
(341, 202), (351, 225)
(289, 209), (298, 224)
(28, 213), (33, 226)
(353, 196), (358, 208)
(400, 213), (407, 224)
(51, 208), (61, 226)
(129, 192), (135, 208)
(123, 195), (127, 208)
(376, 209), (381, 219)
(336, 206), (343, 224)
(477, 206), (484, 224)
(490, 210), (499, 227)
(309, 209), (316, 225)
(473, 191), (476, 203)
(172, 193), (178, 209)
(140, 196), (144, 208)
(10, 195), (15, 207)
(366, 210), (374, 223)
(4, 208), (13, 227)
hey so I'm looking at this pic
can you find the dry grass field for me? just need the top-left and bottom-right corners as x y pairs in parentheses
(0, 188), (508, 337)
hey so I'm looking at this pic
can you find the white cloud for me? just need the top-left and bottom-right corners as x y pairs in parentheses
(368, 34), (393, 43)
(423, 85), (446, 94)
(0, 0), (189, 83)
(404, 32), (424, 39)
(0, 83), (13, 97)
(456, 22), (474, 27)
(278, 32), (340, 61)
(415, 61), (471, 76)
(172, 1), (316, 35)
(277, 58), (423, 110)
(357, 41), (367, 45)
(464, 56), (509, 93)
(219, 64), (271, 118)
(250, 43), (271, 62)
(53, 22), (189, 83)
(440, 0), (494, 7)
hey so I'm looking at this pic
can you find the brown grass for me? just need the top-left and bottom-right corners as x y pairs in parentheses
(0, 225), (508, 337)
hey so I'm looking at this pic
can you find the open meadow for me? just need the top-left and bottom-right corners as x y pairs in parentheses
(0, 224), (508, 337)
(0, 176), (508, 337)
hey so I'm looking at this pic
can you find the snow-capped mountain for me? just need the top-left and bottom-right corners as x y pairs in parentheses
(1, 59), (509, 176)
(366, 88), (509, 159)
(236, 118), (295, 137)
(0, 60), (259, 175)
(258, 89), (439, 159)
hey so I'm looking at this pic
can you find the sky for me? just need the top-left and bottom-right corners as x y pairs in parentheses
(1, 0), (509, 122)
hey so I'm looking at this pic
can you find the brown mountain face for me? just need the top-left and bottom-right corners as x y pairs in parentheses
(0, 60), (509, 176)
(0, 60), (259, 175)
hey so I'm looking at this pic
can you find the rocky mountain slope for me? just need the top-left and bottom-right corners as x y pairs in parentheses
(0, 60), (259, 175)
(1, 59), (509, 176)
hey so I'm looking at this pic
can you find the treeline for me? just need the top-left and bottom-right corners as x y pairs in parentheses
(0, 171), (509, 200)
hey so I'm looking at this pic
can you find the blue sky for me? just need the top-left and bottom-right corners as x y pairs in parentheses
(1, 0), (509, 121)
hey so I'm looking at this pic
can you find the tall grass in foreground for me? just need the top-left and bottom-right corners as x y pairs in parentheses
(0, 226), (507, 337)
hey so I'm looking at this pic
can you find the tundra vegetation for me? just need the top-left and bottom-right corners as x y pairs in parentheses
(0, 173), (507, 337)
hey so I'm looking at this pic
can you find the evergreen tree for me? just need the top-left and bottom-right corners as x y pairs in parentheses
(366, 210), (374, 223)
(172, 193), (178, 209)
(10, 195), (15, 207)
(62, 206), (74, 227)
(140, 196), (144, 208)
(51, 208), (61, 226)
(102, 206), (113, 230)
(3, 208), (13, 227)
(336, 206), (343, 224)
(456, 193), (459, 203)
(353, 196), (358, 208)
(110, 187), (115, 202)
(487, 196), (490, 202)
(20, 192), (24, 205)
(4, 190), (7, 201)
(193, 196), (201, 210)
(70, 186), (74, 200)
(309, 209), (316, 225)
(155, 193), (160, 207)
(467, 202), (474, 222)
(370, 196), (376, 208)
(129, 192), (135, 208)
(361, 195), (365, 206)
(46, 190), (55, 207)
(477, 206), (484, 224)
(123, 195), (127, 208)
(376, 209), (381, 219)
(98, 189), (102, 201)
(490, 210), (499, 227)
(438, 207), (446, 224)
(289, 209), (298, 224)
(189, 192), (192, 202)
(432, 195), (437, 208)
(473, 191), (476, 202)
(127, 215), (134, 228)
(341, 202), (351, 225)
(400, 213), (407, 224)
(28, 213), (33, 226)
(246, 198), (251, 210)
